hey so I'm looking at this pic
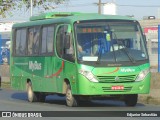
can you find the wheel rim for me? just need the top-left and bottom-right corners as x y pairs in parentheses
(66, 89), (72, 105)
(28, 85), (33, 102)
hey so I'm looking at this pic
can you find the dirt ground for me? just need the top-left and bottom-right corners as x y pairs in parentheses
(138, 72), (160, 105)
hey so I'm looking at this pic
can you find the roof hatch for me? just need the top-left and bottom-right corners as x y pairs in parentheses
(30, 12), (81, 21)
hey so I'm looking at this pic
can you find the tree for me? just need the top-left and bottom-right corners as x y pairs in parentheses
(0, 0), (67, 18)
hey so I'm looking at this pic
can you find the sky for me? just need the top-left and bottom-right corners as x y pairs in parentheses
(1, 0), (160, 21)
(60, 0), (160, 20)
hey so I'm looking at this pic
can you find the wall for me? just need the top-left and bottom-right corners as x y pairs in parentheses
(139, 19), (160, 67)
(0, 35), (2, 64)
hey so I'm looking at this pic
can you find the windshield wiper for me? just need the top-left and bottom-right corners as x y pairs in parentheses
(121, 48), (136, 64)
(116, 40), (136, 64)
(112, 30), (136, 64)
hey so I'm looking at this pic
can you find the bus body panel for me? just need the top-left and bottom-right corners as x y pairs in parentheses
(11, 56), (78, 93)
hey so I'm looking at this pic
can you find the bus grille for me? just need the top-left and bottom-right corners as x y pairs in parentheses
(97, 75), (137, 83)
(102, 86), (132, 92)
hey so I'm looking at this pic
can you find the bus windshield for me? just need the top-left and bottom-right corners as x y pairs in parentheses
(75, 21), (148, 63)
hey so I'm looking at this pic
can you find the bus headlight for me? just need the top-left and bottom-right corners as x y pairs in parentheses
(79, 69), (98, 82)
(135, 68), (150, 82)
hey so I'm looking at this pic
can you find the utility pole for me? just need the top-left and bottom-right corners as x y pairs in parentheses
(98, 0), (102, 14)
(94, 0), (105, 14)
(30, 0), (33, 16)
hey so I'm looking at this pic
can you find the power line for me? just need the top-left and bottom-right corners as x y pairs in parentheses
(59, 1), (160, 9)
(118, 4), (160, 8)
(87, 1), (160, 8)
(65, 3), (93, 7)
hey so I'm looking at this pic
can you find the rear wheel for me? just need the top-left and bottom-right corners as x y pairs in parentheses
(124, 94), (138, 106)
(66, 84), (79, 107)
(26, 82), (38, 102)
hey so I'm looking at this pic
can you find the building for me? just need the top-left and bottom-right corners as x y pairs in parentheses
(0, 21), (24, 49)
(0, 22), (13, 45)
(102, 2), (117, 15)
(139, 18), (160, 67)
(0, 21), (22, 64)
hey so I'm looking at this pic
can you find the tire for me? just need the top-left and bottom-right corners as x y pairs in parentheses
(37, 93), (46, 102)
(66, 84), (78, 107)
(26, 82), (38, 102)
(124, 94), (138, 107)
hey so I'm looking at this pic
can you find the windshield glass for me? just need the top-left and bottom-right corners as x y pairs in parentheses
(75, 21), (148, 63)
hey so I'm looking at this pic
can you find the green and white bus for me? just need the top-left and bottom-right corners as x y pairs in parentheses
(10, 12), (150, 107)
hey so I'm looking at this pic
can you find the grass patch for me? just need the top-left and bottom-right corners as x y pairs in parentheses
(146, 96), (153, 104)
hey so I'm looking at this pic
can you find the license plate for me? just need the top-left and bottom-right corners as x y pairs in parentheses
(111, 86), (124, 90)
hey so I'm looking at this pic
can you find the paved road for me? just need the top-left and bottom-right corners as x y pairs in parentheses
(0, 88), (160, 120)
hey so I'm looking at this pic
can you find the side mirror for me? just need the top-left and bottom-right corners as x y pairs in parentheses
(64, 34), (70, 49)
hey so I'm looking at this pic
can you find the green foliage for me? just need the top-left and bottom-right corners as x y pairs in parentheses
(0, 0), (67, 18)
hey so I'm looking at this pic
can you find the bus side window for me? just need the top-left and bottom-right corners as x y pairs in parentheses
(28, 28), (34, 55)
(15, 29), (27, 56)
(41, 26), (54, 55)
(47, 26), (54, 53)
(33, 27), (40, 55)
(15, 30), (21, 55)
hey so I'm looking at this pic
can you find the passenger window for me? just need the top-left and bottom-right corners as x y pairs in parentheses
(28, 28), (34, 55)
(41, 26), (54, 54)
(15, 29), (27, 55)
(42, 27), (47, 54)
(28, 27), (40, 55)
(47, 27), (54, 53)
(33, 27), (40, 54)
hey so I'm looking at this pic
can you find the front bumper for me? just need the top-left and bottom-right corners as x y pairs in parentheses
(74, 73), (150, 95)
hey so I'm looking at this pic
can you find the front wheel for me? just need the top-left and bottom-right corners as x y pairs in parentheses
(124, 94), (138, 106)
(37, 93), (46, 102)
(66, 84), (79, 107)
